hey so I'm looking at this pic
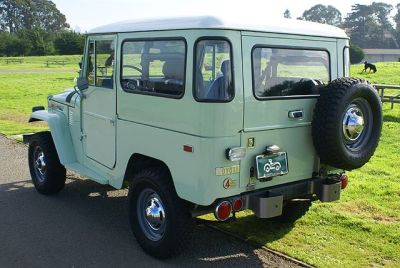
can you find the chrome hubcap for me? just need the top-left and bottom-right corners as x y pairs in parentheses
(343, 105), (365, 142)
(33, 147), (46, 182)
(145, 197), (166, 231)
(137, 189), (166, 241)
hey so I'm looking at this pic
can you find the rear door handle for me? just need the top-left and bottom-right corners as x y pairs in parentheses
(288, 110), (303, 119)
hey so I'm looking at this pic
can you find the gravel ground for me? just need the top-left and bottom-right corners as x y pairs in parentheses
(0, 135), (305, 268)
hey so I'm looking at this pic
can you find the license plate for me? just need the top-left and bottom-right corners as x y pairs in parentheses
(256, 152), (289, 179)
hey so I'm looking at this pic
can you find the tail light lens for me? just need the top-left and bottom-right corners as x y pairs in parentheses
(232, 198), (243, 212)
(340, 174), (348, 189)
(214, 201), (232, 221)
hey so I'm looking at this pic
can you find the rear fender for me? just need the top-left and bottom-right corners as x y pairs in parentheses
(27, 110), (77, 165)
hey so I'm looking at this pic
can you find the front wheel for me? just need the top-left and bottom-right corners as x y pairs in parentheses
(28, 132), (66, 195)
(128, 168), (194, 259)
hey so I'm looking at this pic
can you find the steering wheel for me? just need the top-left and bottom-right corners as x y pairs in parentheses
(126, 78), (140, 90)
(123, 65), (143, 74)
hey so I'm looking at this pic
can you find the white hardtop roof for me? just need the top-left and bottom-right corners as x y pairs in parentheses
(89, 15), (348, 39)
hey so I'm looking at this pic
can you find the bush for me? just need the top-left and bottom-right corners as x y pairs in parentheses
(54, 31), (85, 55)
(350, 43), (365, 64)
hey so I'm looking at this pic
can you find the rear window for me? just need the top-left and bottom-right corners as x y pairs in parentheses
(252, 47), (330, 99)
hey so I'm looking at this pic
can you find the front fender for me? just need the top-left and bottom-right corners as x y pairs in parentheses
(28, 110), (77, 165)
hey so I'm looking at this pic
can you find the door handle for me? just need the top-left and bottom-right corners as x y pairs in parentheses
(288, 110), (303, 119)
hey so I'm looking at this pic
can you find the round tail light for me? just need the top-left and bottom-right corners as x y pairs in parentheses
(340, 174), (348, 189)
(232, 198), (243, 212)
(214, 201), (232, 221)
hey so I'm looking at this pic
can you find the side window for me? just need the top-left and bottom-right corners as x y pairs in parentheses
(343, 47), (350, 77)
(87, 41), (95, 85)
(194, 40), (233, 102)
(252, 47), (330, 99)
(86, 39), (115, 89)
(121, 39), (186, 98)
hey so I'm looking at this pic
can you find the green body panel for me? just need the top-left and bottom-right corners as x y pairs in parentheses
(29, 28), (350, 206)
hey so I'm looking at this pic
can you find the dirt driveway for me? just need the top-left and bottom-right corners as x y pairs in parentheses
(0, 135), (305, 268)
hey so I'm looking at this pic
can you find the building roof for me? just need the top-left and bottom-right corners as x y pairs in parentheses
(88, 15), (348, 39)
(363, 49), (400, 55)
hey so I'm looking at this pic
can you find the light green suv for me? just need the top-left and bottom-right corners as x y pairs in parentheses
(24, 16), (382, 258)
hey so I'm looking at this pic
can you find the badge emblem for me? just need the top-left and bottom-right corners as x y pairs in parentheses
(223, 178), (236, 189)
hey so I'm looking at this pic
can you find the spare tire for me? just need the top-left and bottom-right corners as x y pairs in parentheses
(312, 78), (382, 170)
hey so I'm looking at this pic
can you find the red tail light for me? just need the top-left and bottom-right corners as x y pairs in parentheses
(214, 201), (232, 221)
(232, 198), (243, 212)
(340, 174), (348, 189)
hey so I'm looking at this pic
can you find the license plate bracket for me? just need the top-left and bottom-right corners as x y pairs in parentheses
(256, 152), (289, 179)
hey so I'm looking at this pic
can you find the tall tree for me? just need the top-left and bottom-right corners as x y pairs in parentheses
(344, 3), (394, 48)
(0, 0), (68, 33)
(298, 4), (342, 26)
(0, 0), (30, 33)
(29, 0), (69, 33)
(394, 3), (400, 31)
(284, 9), (291, 19)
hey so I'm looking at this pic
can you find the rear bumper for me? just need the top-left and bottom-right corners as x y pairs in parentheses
(192, 175), (341, 218)
(244, 177), (341, 218)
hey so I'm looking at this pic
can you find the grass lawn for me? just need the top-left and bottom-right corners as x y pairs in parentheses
(0, 71), (76, 136)
(0, 55), (81, 71)
(0, 56), (399, 267)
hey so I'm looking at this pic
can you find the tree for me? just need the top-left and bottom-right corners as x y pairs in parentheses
(395, 3), (400, 31)
(344, 3), (394, 48)
(0, 0), (69, 33)
(54, 31), (84, 55)
(284, 9), (291, 19)
(0, 0), (31, 33)
(298, 4), (342, 26)
(29, 0), (69, 33)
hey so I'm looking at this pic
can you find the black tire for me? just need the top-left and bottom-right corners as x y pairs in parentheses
(312, 78), (382, 170)
(28, 132), (66, 195)
(128, 167), (194, 259)
(270, 200), (311, 223)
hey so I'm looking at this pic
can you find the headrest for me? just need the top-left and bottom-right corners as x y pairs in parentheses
(221, 60), (230, 76)
(163, 59), (184, 81)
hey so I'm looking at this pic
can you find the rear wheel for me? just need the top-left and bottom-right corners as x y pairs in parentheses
(28, 132), (66, 195)
(128, 168), (193, 259)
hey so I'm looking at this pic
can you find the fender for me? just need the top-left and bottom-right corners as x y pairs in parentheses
(27, 110), (77, 165)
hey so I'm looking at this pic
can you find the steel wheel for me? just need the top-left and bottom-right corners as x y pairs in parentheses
(136, 188), (167, 242)
(342, 97), (373, 152)
(33, 145), (47, 183)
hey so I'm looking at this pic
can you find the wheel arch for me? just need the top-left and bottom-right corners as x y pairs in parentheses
(123, 153), (175, 188)
(26, 110), (77, 165)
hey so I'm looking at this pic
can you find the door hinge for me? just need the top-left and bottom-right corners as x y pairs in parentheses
(80, 133), (87, 141)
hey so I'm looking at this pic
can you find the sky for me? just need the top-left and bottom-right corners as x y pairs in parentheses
(52, 0), (400, 32)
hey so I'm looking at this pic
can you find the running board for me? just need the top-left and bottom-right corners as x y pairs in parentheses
(66, 163), (109, 185)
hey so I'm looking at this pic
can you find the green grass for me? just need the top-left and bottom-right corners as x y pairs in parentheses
(0, 71), (76, 136)
(0, 55), (81, 70)
(0, 56), (399, 267)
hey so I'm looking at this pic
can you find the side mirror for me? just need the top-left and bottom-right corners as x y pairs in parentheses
(76, 77), (89, 90)
(79, 61), (82, 69)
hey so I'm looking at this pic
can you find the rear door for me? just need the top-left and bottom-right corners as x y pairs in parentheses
(240, 34), (337, 188)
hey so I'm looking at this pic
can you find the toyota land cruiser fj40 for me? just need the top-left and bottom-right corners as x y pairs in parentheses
(24, 16), (382, 258)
